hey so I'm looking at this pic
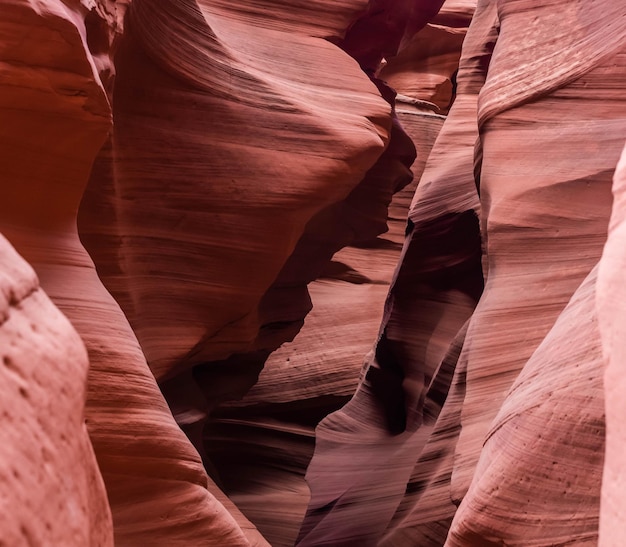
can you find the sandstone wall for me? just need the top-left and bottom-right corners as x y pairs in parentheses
(1, 0), (625, 545)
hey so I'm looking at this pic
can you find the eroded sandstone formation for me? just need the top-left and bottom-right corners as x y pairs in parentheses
(78, 4), (457, 545)
(1, 2), (267, 545)
(599, 145), (626, 547)
(1, 0), (626, 545)
(2, 0), (452, 545)
(301, 0), (626, 545)
(0, 236), (113, 546)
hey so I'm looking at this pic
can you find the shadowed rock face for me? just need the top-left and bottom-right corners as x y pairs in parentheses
(1, 2), (268, 545)
(300, 0), (626, 545)
(298, 1), (485, 541)
(2, 0), (626, 545)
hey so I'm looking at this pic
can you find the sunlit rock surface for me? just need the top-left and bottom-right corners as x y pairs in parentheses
(598, 146), (626, 547)
(0, 236), (113, 546)
(447, 1), (625, 544)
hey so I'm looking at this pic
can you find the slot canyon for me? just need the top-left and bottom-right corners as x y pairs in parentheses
(1, 0), (625, 545)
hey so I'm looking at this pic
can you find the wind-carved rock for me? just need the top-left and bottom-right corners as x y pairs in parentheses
(79, 2), (448, 534)
(598, 146), (626, 547)
(1, 1), (267, 545)
(298, 0), (484, 543)
(0, 236), (113, 546)
(80, 0), (391, 382)
(2, 0), (624, 545)
(300, 0), (626, 545)
(446, 1), (625, 544)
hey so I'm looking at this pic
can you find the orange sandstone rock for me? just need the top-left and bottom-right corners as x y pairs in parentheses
(300, 0), (626, 545)
(450, 0), (625, 516)
(80, 0), (392, 383)
(379, 0), (476, 113)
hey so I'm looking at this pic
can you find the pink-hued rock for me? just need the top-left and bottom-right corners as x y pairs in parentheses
(300, 0), (626, 544)
(78, 8), (453, 545)
(80, 0), (392, 383)
(297, 2), (487, 541)
(405, 0), (624, 544)
(450, 0), (625, 512)
(0, 1), (267, 545)
(4, 0), (624, 544)
(598, 146), (626, 547)
(379, 0), (476, 112)
(0, 236), (113, 546)
(202, 102), (446, 547)
(447, 266), (605, 546)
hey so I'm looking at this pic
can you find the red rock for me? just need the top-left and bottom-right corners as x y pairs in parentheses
(0, 236), (113, 546)
(450, 0), (625, 519)
(201, 100), (446, 547)
(0, 1), (267, 545)
(598, 146), (626, 547)
(78, 10), (451, 546)
(300, 0), (626, 545)
(3, 0), (623, 544)
(298, 1), (486, 541)
(80, 0), (392, 383)
(379, 0), (476, 113)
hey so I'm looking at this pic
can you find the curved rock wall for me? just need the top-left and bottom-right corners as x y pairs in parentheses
(298, 0), (489, 542)
(599, 145), (626, 547)
(78, 8), (457, 546)
(0, 2), (267, 545)
(1, 0), (459, 544)
(2, 0), (625, 545)
(444, 2), (625, 544)
(0, 236), (113, 546)
(79, 0), (392, 382)
(301, 0), (626, 545)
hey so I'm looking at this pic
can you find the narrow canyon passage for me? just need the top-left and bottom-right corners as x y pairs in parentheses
(1, 0), (625, 546)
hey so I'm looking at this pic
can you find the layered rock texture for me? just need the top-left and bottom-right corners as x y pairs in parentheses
(1, 1), (267, 545)
(299, 0), (626, 545)
(1, 0), (626, 546)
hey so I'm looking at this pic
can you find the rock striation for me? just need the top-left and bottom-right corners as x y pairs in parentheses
(1, 1), (267, 545)
(1, 0), (626, 545)
(2, 0), (458, 545)
(598, 146), (626, 547)
(444, 0), (625, 544)
(80, 0), (392, 382)
(78, 7), (456, 544)
(300, 0), (626, 545)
